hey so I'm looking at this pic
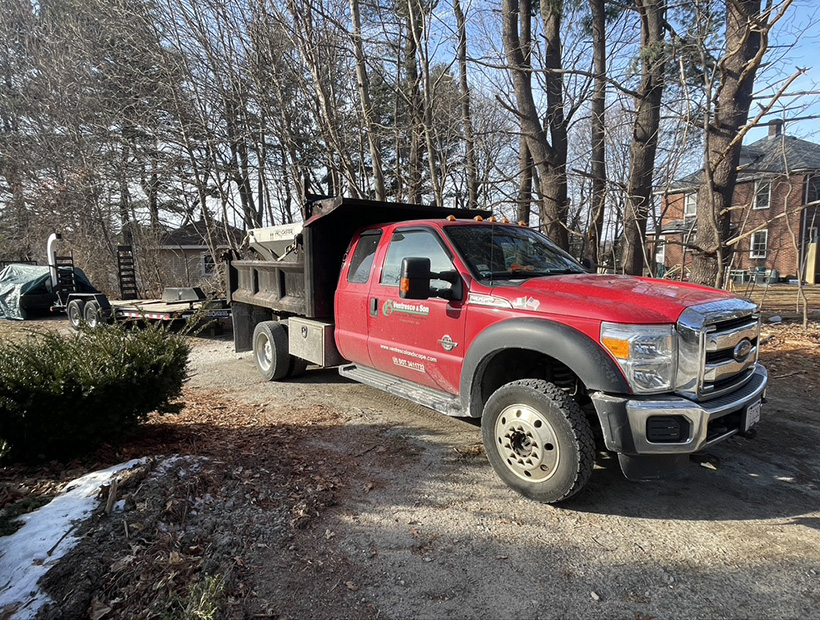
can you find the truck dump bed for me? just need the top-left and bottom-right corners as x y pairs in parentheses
(228, 196), (489, 319)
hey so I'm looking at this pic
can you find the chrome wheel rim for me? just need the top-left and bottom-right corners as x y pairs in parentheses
(494, 403), (560, 482)
(256, 333), (272, 372)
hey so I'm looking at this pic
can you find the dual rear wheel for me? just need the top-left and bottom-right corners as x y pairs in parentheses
(252, 320), (308, 381)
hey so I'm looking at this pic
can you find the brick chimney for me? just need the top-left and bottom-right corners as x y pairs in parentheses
(768, 119), (783, 138)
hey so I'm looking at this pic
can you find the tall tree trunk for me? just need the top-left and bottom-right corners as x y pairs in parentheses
(408, 1), (442, 206)
(501, 0), (568, 249)
(349, 0), (385, 201)
(690, 0), (765, 287)
(453, 0), (477, 209)
(517, 136), (533, 223)
(623, 0), (666, 275)
(539, 0), (569, 250)
(405, 2), (423, 203)
(585, 0), (606, 266)
(516, 0), (533, 224)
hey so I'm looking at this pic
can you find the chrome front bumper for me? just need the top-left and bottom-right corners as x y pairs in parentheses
(623, 364), (768, 454)
(592, 364), (768, 456)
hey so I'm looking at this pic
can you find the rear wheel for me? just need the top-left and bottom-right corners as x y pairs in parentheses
(253, 321), (290, 381)
(83, 300), (101, 329)
(482, 379), (594, 504)
(67, 299), (85, 330)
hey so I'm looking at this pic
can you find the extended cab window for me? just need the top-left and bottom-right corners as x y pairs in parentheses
(380, 230), (454, 287)
(347, 231), (382, 283)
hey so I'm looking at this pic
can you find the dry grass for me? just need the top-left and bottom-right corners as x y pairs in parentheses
(732, 283), (820, 320)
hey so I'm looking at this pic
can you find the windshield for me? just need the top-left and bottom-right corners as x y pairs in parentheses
(445, 224), (585, 280)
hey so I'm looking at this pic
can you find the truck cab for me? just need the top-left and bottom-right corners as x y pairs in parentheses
(229, 196), (767, 503)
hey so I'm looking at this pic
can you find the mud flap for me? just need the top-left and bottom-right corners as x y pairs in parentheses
(618, 453), (689, 481)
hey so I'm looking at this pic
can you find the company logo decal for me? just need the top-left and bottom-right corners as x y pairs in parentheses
(383, 299), (430, 317)
(438, 335), (458, 352)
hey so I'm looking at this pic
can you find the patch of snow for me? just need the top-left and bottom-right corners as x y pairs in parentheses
(0, 458), (146, 619)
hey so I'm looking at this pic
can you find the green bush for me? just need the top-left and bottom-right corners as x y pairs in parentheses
(0, 324), (191, 461)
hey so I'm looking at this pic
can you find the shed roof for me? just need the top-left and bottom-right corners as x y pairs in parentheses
(160, 221), (243, 249)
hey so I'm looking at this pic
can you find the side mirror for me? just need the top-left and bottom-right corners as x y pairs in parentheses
(400, 257), (432, 299)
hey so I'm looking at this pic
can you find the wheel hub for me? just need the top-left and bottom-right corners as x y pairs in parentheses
(495, 404), (559, 482)
(256, 335), (272, 371)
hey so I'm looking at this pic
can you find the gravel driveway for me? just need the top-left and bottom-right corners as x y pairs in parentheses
(179, 327), (820, 619)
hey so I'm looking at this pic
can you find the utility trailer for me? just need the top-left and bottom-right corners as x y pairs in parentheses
(45, 233), (230, 329)
(59, 287), (230, 330)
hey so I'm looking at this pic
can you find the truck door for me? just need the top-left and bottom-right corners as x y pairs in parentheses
(334, 230), (382, 366)
(366, 228), (465, 394)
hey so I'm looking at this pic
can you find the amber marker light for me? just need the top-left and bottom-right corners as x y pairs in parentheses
(474, 215), (484, 221)
(518, 221), (527, 226)
(400, 278), (410, 294)
(601, 336), (630, 359)
(446, 215), (456, 221)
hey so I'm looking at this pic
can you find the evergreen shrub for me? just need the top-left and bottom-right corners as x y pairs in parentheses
(0, 324), (190, 461)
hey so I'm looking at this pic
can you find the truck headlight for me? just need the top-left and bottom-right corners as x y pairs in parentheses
(600, 323), (677, 394)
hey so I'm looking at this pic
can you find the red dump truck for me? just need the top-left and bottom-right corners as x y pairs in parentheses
(228, 196), (767, 503)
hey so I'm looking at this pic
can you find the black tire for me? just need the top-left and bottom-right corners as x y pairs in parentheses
(481, 379), (595, 504)
(83, 300), (102, 329)
(253, 321), (290, 381)
(67, 299), (85, 330)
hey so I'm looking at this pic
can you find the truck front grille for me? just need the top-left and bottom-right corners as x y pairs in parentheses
(676, 299), (761, 402)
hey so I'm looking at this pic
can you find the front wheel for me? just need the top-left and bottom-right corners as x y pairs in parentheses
(482, 379), (595, 504)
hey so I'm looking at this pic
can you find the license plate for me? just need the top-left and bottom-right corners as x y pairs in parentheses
(744, 400), (762, 431)
(207, 309), (231, 318)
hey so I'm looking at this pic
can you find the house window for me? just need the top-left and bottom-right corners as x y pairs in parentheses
(201, 253), (216, 276)
(754, 180), (771, 210)
(654, 240), (666, 276)
(750, 230), (768, 259)
(684, 193), (697, 218)
(807, 176), (820, 204)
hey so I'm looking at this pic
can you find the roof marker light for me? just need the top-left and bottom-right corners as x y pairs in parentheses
(446, 215), (456, 221)
(474, 216), (484, 221)
(488, 216), (497, 222)
(518, 221), (527, 226)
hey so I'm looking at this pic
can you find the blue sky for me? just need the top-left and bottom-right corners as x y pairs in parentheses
(745, 0), (820, 143)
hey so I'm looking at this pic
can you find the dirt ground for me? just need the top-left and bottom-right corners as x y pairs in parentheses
(1, 288), (820, 619)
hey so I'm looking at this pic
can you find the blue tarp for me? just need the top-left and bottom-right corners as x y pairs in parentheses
(0, 264), (97, 320)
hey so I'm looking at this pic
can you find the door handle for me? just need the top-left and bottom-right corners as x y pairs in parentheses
(370, 297), (378, 316)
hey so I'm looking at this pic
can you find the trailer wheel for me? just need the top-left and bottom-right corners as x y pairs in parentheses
(83, 300), (102, 329)
(253, 321), (290, 381)
(482, 379), (594, 504)
(67, 299), (85, 330)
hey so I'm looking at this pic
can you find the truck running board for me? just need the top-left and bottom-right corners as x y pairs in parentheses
(338, 364), (463, 417)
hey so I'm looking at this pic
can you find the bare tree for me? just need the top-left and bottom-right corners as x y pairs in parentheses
(501, 0), (569, 249)
(690, 0), (793, 287)
(622, 0), (667, 276)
